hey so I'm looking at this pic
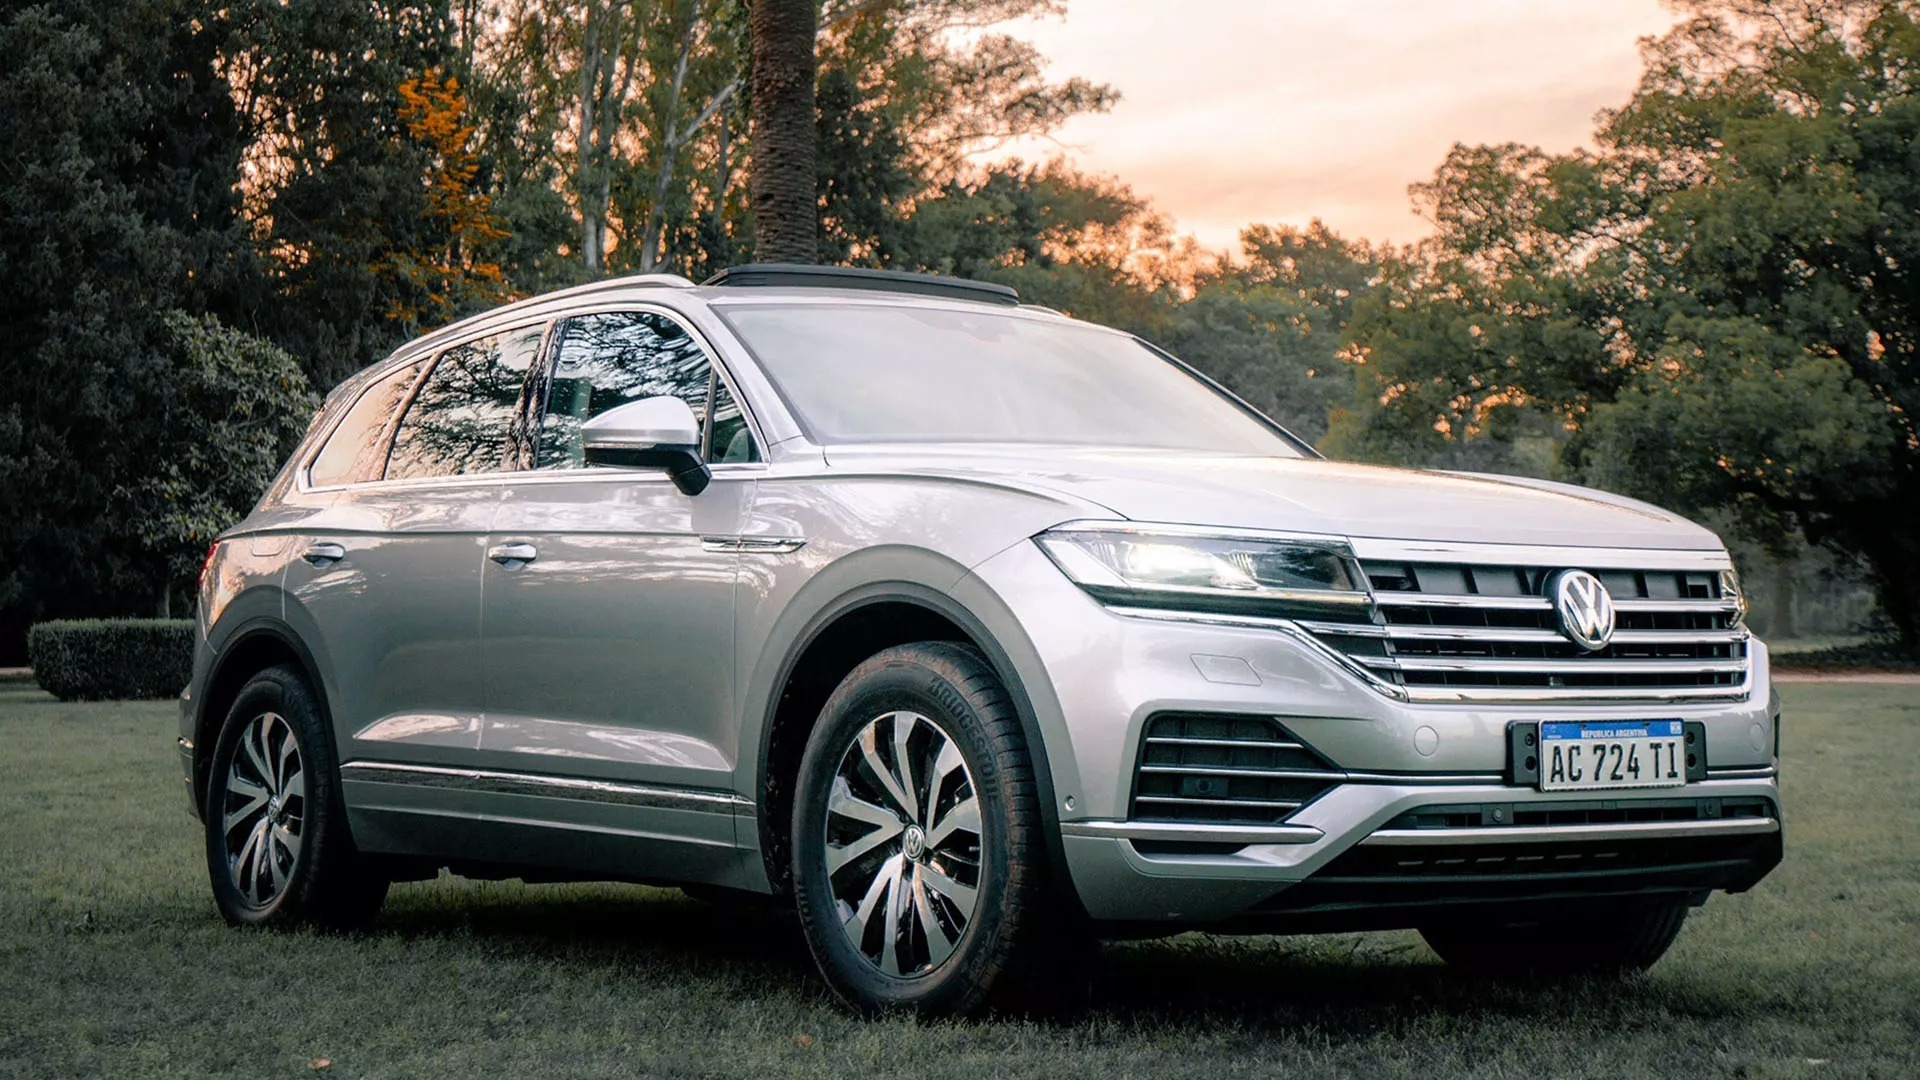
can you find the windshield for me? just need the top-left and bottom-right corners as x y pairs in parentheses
(717, 303), (1303, 455)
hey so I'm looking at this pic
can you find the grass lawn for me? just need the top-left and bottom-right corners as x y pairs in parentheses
(1, 682), (1916, 1079)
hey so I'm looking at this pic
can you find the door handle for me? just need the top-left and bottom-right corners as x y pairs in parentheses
(488, 542), (538, 567)
(302, 542), (347, 567)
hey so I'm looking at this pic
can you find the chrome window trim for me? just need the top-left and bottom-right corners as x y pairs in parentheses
(295, 299), (773, 496)
(531, 301), (770, 470)
(297, 315), (557, 495)
(296, 355), (435, 493)
(340, 761), (752, 814)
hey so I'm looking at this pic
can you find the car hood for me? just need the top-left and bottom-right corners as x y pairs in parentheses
(822, 444), (1724, 550)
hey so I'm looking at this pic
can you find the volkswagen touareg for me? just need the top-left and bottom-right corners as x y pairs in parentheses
(179, 264), (1782, 1015)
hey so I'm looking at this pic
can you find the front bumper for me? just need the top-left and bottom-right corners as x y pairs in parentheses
(962, 541), (1783, 927)
(1059, 776), (1781, 924)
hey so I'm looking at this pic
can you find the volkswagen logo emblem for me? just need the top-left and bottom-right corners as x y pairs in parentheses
(1550, 569), (1615, 652)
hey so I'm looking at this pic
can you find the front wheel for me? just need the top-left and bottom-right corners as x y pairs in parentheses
(203, 665), (388, 929)
(790, 642), (1070, 1016)
(1421, 898), (1690, 978)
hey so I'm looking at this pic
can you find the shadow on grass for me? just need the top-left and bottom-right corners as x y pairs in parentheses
(352, 881), (1752, 1033)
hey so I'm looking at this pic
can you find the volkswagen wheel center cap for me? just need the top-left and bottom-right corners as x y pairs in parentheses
(1551, 569), (1616, 652)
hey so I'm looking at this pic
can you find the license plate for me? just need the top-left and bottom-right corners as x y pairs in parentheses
(1538, 720), (1688, 792)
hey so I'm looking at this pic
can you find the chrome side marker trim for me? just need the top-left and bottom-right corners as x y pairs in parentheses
(701, 535), (806, 554)
(1360, 817), (1779, 847)
(1060, 820), (1324, 846)
(340, 762), (752, 814)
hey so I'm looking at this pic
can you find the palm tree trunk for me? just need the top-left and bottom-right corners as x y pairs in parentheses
(748, 0), (817, 263)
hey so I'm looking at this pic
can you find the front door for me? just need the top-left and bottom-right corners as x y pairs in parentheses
(473, 309), (762, 882)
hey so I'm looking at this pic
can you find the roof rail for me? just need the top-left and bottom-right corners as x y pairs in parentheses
(701, 263), (1019, 306)
(393, 272), (697, 363)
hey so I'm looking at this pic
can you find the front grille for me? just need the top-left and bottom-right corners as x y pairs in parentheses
(1130, 713), (1342, 826)
(1300, 559), (1750, 704)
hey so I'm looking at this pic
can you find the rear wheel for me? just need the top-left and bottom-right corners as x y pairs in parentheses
(203, 665), (388, 929)
(790, 642), (1073, 1016)
(1421, 898), (1690, 978)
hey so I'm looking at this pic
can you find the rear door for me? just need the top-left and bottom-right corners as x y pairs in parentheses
(284, 323), (547, 849)
(471, 309), (762, 881)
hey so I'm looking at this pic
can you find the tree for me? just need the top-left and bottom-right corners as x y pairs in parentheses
(1335, 0), (1920, 647)
(748, 0), (817, 262)
(0, 0), (301, 657)
(811, 0), (1117, 269)
(123, 315), (318, 615)
(386, 69), (513, 325)
(1166, 223), (1382, 443)
(237, 0), (465, 386)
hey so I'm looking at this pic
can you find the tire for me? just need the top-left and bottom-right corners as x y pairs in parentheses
(203, 665), (388, 929)
(1421, 898), (1690, 978)
(790, 642), (1074, 1016)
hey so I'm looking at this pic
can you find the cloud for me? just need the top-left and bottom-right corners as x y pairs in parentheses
(986, 0), (1679, 246)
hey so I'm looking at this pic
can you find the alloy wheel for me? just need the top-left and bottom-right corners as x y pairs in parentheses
(823, 710), (983, 978)
(221, 711), (305, 907)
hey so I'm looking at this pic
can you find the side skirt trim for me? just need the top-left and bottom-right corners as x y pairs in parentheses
(340, 762), (753, 814)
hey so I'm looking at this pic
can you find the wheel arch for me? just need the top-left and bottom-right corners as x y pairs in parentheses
(191, 620), (332, 815)
(752, 583), (1068, 903)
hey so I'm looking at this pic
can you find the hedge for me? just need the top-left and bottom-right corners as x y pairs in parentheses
(26, 619), (195, 701)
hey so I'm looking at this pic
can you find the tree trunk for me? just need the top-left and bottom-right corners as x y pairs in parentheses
(1770, 556), (1798, 642)
(578, 4), (604, 272)
(748, 0), (817, 263)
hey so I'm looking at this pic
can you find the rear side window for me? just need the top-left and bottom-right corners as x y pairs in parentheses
(535, 311), (757, 469)
(386, 324), (546, 480)
(307, 360), (425, 487)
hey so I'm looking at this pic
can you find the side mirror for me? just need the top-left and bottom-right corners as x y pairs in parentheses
(580, 396), (712, 495)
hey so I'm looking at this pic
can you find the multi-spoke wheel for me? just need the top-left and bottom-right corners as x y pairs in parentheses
(203, 665), (387, 928)
(792, 642), (1071, 1016)
(824, 710), (983, 977)
(221, 711), (306, 907)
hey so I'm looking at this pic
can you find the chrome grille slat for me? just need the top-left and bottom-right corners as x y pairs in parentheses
(1613, 598), (1741, 614)
(1145, 735), (1308, 751)
(1360, 656), (1749, 676)
(1401, 684), (1751, 704)
(1138, 764), (1343, 781)
(1373, 594), (1551, 610)
(1135, 795), (1304, 811)
(1305, 622), (1749, 646)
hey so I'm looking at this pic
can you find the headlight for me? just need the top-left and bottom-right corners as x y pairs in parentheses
(1720, 567), (1748, 625)
(1036, 525), (1370, 617)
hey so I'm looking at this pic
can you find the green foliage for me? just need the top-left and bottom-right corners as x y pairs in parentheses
(1164, 223), (1382, 443)
(26, 619), (194, 701)
(122, 314), (318, 590)
(0, 1), (271, 657)
(240, 0), (465, 387)
(1336, 0), (1920, 646)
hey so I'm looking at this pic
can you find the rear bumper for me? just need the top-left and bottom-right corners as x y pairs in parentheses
(1058, 775), (1782, 926)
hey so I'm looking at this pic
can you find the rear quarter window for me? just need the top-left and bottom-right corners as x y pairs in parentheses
(307, 359), (427, 487)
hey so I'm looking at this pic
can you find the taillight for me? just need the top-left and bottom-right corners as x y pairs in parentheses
(199, 541), (220, 590)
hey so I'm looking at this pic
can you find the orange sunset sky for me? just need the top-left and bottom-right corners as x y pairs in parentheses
(989, 0), (1684, 249)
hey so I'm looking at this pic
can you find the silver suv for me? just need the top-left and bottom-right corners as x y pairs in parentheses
(180, 265), (1781, 1015)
